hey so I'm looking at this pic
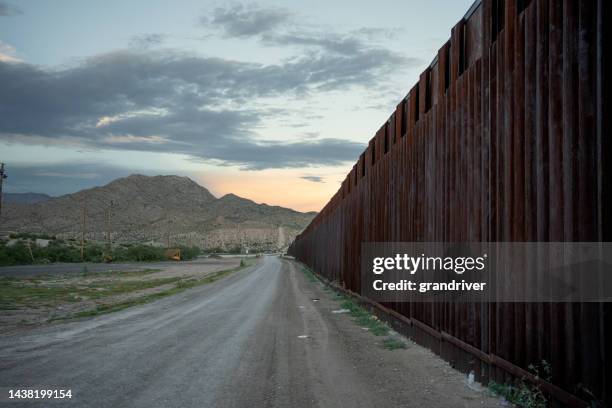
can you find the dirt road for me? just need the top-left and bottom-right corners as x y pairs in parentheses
(0, 256), (501, 407)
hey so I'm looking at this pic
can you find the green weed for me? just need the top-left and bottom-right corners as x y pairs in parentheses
(339, 297), (389, 336)
(382, 338), (408, 350)
(300, 266), (317, 282)
(488, 361), (550, 408)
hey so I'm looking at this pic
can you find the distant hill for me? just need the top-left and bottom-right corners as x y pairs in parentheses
(4, 193), (51, 204)
(0, 175), (316, 252)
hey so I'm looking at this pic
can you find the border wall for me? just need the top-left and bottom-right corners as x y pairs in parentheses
(289, 0), (610, 405)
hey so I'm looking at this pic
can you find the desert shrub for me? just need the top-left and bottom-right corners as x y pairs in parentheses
(0, 240), (202, 265)
(0, 241), (34, 265)
(488, 361), (550, 408)
(38, 243), (80, 263)
(178, 246), (201, 260)
(123, 245), (166, 262)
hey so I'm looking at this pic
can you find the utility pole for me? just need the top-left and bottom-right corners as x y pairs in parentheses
(106, 200), (114, 251)
(0, 163), (7, 218)
(26, 240), (35, 263)
(166, 219), (171, 248)
(104, 200), (114, 262)
(80, 204), (86, 262)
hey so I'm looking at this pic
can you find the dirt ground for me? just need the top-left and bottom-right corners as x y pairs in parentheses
(0, 256), (505, 407)
(0, 257), (243, 334)
(288, 260), (505, 407)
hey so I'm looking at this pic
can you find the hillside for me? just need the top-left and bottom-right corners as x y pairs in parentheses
(0, 175), (316, 252)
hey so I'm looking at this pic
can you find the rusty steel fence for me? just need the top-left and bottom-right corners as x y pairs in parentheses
(289, 0), (610, 405)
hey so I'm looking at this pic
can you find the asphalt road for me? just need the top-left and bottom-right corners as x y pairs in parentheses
(0, 256), (500, 408)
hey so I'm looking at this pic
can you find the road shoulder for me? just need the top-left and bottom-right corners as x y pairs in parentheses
(286, 258), (503, 408)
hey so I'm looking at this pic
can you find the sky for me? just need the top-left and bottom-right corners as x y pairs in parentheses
(0, 0), (474, 212)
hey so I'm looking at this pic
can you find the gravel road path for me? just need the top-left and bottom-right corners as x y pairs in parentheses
(0, 256), (501, 407)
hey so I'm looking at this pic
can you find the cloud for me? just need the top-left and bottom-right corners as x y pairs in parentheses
(33, 171), (101, 179)
(0, 1), (21, 16)
(200, 138), (364, 170)
(262, 32), (362, 55)
(0, 4), (422, 171)
(349, 27), (403, 41)
(2, 163), (140, 196)
(129, 33), (166, 49)
(300, 175), (324, 183)
(0, 40), (20, 62)
(206, 3), (291, 37)
(0, 50), (373, 169)
(202, 4), (421, 100)
(261, 31), (420, 69)
(205, 4), (418, 64)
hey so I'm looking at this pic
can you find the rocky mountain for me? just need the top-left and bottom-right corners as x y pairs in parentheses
(3, 193), (51, 204)
(0, 175), (316, 252)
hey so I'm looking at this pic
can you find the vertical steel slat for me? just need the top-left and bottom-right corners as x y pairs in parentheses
(287, 0), (608, 403)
